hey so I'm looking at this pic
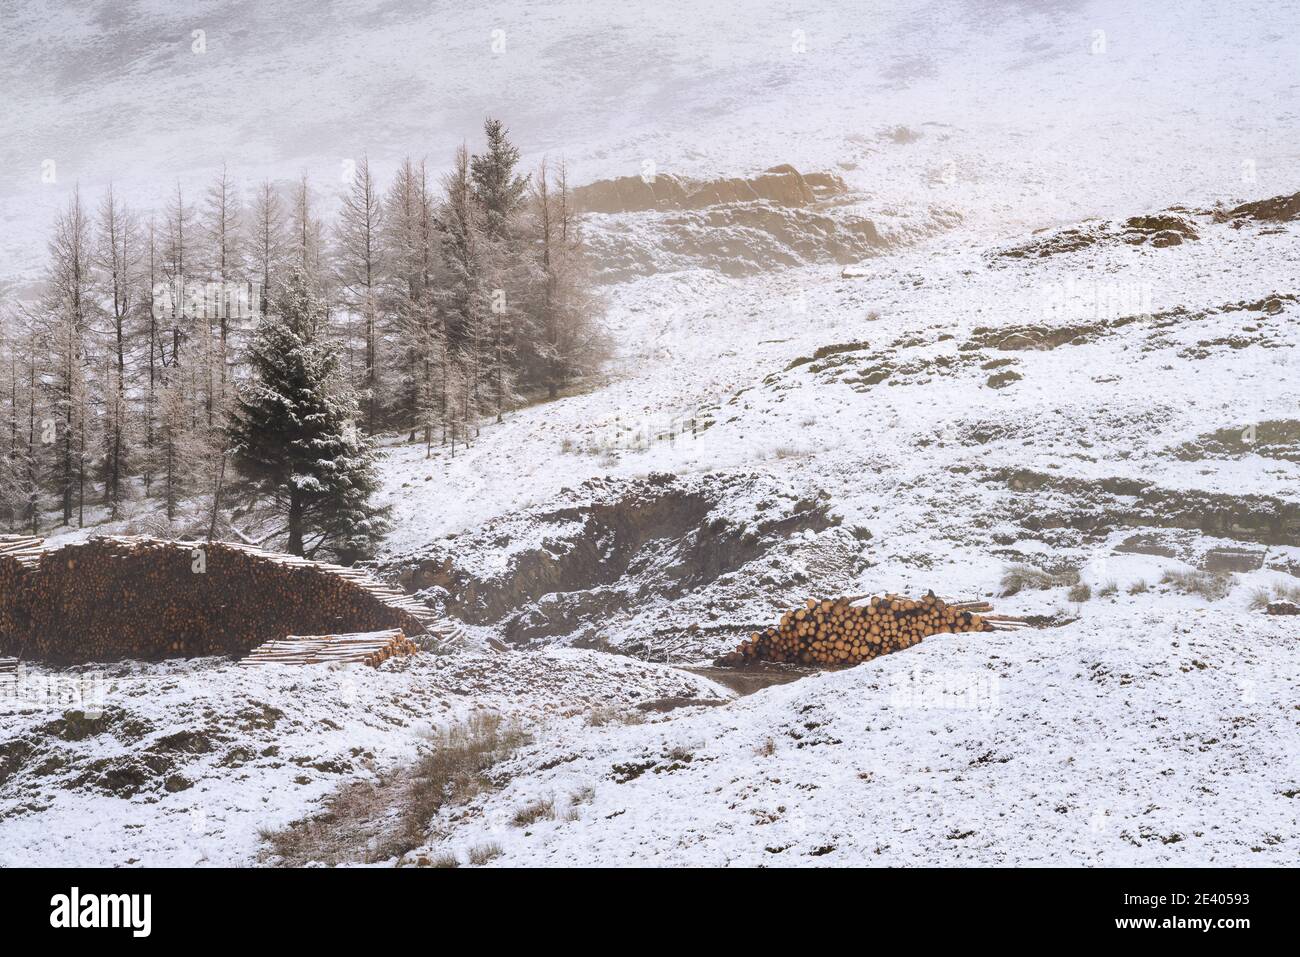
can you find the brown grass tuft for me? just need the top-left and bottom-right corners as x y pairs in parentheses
(261, 712), (530, 867)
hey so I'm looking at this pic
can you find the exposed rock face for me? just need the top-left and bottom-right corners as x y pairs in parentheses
(376, 473), (842, 649)
(573, 174), (692, 214)
(987, 468), (1300, 549)
(584, 203), (891, 280)
(573, 165), (839, 215)
(1221, 191), (1300, 224)
(996, 212), (1200, 259)
(994, 191), (1300, 261)
(568, 164), (918, 281)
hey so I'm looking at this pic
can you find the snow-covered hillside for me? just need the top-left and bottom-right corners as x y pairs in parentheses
(3, 0), (1296, 284)
(409, 605), (1298, 866)
(2, 0), (1298, 868)
(0, 651), (731, 866)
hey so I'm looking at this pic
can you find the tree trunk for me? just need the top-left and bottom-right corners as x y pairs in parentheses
(287, 490), (305, 556)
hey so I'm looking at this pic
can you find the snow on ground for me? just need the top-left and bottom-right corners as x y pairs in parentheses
(377, 203), (1300, 555)
(3, 0), (1296, 283)
(3, 0), (1299, 867)
(411, 603), (1298, 867)
(0, 651), (731, 866)
(358, 190), (1300, 866)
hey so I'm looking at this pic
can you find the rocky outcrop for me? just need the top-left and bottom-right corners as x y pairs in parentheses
(996, 213), (1199, 259)
(573, 165), (840, 215)
(376, 473), (841, 648)
(584, 202), (890, 280)
(1220, 191), (1300, 224)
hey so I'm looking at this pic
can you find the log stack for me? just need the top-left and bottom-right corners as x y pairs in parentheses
(0, 536), (460, 665)
(0, 657), (16, 700)
(239, 628), (419, 668)
(728, 592), (1010, 667)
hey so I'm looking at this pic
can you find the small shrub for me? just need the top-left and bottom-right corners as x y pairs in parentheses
(1000, 564), (1053, 596)
(586, 707), (645, 727)
(511, 797), (555, 827)
(429, 852), (460, 868)
(1250, 579), (1300, 609)
(1067, 582), (1092, 603)
(467, 842), (503, 866)
(1160, 569), (1231, 602)
(1128, 579), (1149, 595)
(1098, 580), (1119, 597)
(570, 785), (595, 805)
(756, 737), (776, 758)
(260, 712), (531, 867)
(1000, 563), (1080, 597)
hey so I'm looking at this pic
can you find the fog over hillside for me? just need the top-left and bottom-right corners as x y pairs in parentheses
(1, 0), (1298, 883)
(2, 0), (1296, 282)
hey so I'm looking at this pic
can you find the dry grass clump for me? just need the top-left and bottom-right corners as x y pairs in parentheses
(511, 797), (556, 827)
(467, 842), (503, 866)
(1067, 582), (1092, 603)
(1000, 563), (1081, 597)
(400, 713), (531, 839)
(261, 712), (530, 867)
(1160, 569), (1231, 601)
(586, 706), (645, 727)
(1098, 580), (1119, 598)
(1248, 579), (1300, 610)
(1128, 579), (1149, 595)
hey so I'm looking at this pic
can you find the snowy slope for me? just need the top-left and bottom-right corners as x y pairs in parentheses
(2, 0), (1299, 868)
(0, 650), (731, 867)
(3, 0), (1297, 281)
(408, 604), (1299, 866)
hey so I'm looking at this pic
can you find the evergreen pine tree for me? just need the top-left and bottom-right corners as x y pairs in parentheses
(470, 118), (530, 242)
(229, 269), (388, 561)
(438, 145), (487, 448)
(472, 119), (530, 421)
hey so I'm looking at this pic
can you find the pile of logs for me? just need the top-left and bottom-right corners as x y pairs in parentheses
(0, 535), (461, 665)
(728, 592), (1025, 667)
(239, 628), (419, 668)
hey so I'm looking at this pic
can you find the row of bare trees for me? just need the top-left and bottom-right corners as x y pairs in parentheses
(0, 119), (606, 539)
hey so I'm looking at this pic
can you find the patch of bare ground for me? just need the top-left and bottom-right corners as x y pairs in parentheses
(1171, 419), (1300, 463)
(989, 468), (1300, 547)
(379, 472), (839, 650)
(959, 293), (1293, 355)
(259, 713), (531, 867)
(684, 663), (815, 696)
(993, 212), (1199, 259)
(1216, 191), (1300, 225)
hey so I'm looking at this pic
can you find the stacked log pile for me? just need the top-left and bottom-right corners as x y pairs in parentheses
(239, 628), (419, 668)
(0, 657), (16, 699)
(0, 536), (460, 665)
(727, 592), (1022, 667)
